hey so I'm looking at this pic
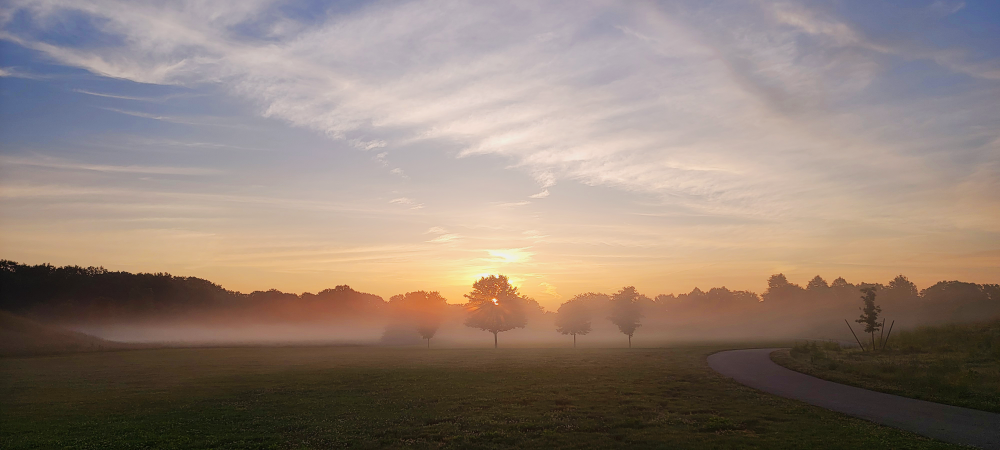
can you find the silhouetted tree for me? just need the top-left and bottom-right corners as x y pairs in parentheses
(762, 273), (806, 305)
(879, 274), (918, 315)
(463, 275), (528, 348)
(856, 287), (882, 351)
(555, 297), (592, 347)
(887, 275), (917, 298)
(609, 286), (645, 348)
(0, 260), (386, 325)
(807, 275), (829, 291)
(388, 291), (448, 348)
(920, 281), (997, 324)
(830, 277), (852, 289)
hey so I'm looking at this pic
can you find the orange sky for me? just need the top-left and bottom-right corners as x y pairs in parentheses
(1, 1), (998, 310)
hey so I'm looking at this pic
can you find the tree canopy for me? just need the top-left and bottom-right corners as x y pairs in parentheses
(0, 260), (384, 324)
(555, 297), (592, 347)
(609, 286), (645, 347)
(388, 291), (448, 346)
(856, 286), (882, 350)
(463, 275), (529, 347)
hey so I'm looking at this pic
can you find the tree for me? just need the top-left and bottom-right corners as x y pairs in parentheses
(830, 277), (852, 289)
(609, 286), (645, 348)
(806, 275), (829, 291)
(555, 297), (592, 347)
(762, 273), (805, 305)
(856, 287), (882, 351)
(887, 275), (917, 298)
(920, 281), (994, 324)
(388, 291), (448, 348)
(463, 275), (528, 348)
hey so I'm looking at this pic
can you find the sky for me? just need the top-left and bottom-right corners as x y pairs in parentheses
(1, 0), (998, 309)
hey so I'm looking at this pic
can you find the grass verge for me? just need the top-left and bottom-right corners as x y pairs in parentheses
(772, 320), (1000, 413)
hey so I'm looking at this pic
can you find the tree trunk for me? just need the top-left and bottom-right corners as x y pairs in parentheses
(628, 334), (632, 348)
(871, 332), (875, 352)
(494, 331), (498, 348)
(573, 333), (576, 348)
(427, 337), (430, 349)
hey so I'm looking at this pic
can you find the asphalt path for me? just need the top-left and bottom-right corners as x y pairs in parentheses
(708, 348), (1000, 449)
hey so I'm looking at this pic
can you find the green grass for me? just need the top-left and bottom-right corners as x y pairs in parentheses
(774, 320), (1000, 413)
(1, 345), (961, 449)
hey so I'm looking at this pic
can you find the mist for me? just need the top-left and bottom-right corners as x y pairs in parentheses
(3, 260), (996, 347)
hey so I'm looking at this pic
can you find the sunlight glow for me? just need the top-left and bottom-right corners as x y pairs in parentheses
(0, 1), (997, 307)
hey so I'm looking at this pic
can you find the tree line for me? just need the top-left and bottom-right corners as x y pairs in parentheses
(2, 260), (997, 345)
(0, 260), (384, 324)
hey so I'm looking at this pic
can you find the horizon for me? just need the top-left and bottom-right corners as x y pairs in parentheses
(0, 258), (979, 310)
(2, 1), (999, 311)
(4, 256), (980, 309)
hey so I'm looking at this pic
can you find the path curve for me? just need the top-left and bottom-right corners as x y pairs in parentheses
(708, 348), (1000, 449)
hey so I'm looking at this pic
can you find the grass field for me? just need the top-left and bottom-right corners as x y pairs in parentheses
(0, 345), (963, 449)
(774, 320), (1000, 413)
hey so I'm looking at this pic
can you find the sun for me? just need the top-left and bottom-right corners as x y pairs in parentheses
(491, 298), (498, 305)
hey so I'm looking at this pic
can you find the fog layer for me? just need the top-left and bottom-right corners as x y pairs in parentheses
(2, 261), (997, 346)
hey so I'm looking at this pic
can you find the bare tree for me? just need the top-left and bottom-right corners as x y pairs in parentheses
(555, 297), (592, 348)
(463, 275), (528, 348)
(609, 286), (645, 348)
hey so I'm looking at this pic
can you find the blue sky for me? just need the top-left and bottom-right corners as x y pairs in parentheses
(1, 0), (998, 307)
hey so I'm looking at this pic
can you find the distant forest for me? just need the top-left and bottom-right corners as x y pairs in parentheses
(1, 260), (998, 340)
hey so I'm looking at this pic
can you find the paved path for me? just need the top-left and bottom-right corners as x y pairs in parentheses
(708, 348), (1000, 449)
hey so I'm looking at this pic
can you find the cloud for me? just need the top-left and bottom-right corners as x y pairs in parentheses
(528, 190), (549, 199)
(0, 155), (222, 175)
(428, 233), (460, 243)
(539, 282), (560, 300)
(351, 139), (387, 150)
(74, 89), (184, 101)
(486, 248), (534, 264)
(98, 107), (241, 127)
(1, 0), (997, 230)
(928, 1), (966, 16)
(0, 66), (48, 79)
(766, 2), (1000, 81)
(424, 225), (460, 244)
(389, 197), (423, 209)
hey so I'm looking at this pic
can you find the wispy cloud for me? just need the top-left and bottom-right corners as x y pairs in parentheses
(98, 107), (241, 127)
(74, 89), (160, 101)
(1, 155), (222, 175)
(0, 66), (48, 79)
(3, 1), (995, 221)
(0, 0), (997, 302)
(351, 139), (387, 150)
(389, 197), (424, 209)
(486, 248), (534, 264)
(539, 282), (560, 300)
(428, 233), (460, 243)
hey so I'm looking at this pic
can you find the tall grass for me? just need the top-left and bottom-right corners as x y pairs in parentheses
(893, 320), (1000, 358)
(780, 320), (1000, 413)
